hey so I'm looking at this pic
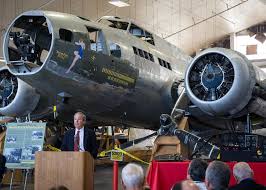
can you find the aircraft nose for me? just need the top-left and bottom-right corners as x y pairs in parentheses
(4, 11), (53, 75)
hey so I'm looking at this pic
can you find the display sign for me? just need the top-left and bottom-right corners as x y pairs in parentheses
(3, 122), (46, 169)
(111, 150), (123, 161)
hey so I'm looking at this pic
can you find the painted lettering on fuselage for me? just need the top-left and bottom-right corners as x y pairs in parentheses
(102, 68), (135, 86)
(56, 51), (68, 60)
(52, 35), (138, 89)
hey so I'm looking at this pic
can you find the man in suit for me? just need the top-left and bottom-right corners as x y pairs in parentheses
(205, 161), (230, 190)
(61, 112), (98, 159)
(229, 162), (265, 190)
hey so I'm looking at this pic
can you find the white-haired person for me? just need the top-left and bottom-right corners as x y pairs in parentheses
(229, 162), (265, 190)
(121, 163), (144, 190)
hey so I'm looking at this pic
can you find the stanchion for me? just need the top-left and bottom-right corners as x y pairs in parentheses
(113, 161), (118, 190)
(110, 146), (149, 190)
(9, 169), (14, 190)
(23, 169), (30, 190)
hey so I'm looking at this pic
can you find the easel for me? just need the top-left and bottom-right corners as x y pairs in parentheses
(8, 167), (33, 190)
(3, 120), (46, 189)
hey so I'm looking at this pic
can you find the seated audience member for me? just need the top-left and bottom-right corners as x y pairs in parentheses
(229, 162), (265, 190)
(187, 158), (208, 190)
(205, 161), (230, 190)
(121, 163), (144, 190)
(172, 180), (199, 190)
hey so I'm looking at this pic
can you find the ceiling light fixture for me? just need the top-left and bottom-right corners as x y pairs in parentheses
(108, 0), (130, 7)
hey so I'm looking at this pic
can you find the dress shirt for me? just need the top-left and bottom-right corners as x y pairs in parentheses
(194, 181), (207, 190)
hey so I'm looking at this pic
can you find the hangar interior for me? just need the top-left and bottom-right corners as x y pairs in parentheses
(1, 0), (266, 190)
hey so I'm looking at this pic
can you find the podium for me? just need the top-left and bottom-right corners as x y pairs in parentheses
(35, 151), (94, 190)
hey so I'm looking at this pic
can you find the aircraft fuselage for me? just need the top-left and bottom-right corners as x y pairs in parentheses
(3, 11), (190, 129)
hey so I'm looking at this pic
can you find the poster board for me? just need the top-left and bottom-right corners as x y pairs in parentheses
(3, 122), (46, 169)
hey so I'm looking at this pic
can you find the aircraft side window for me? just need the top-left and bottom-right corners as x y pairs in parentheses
(163, 60), (167, 68)
(160, 60), (163, 66)
(166, 62), (172, 70)
(143, 51), (149, 59)
(158, 58), (163, 66)
(89, 31), (97, 51)
(97, 32), (104, 52)
(145, 31), (155, 45)
(133, 46), (138, 55)
(59, 29), (73, 42)
(138, 49), (144, 57)
(158, 58), (171, 70)
(133, 46), (154, 63)
(149, 53), (154, 62)
(86, 26), (104, 53)
(133, 47), (138, 55)
(109, 42), (121, 58)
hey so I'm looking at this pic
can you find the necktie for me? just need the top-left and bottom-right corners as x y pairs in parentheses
(74, 130), (80, 151)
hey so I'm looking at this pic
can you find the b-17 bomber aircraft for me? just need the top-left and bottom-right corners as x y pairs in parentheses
(1, 10), (266, 134)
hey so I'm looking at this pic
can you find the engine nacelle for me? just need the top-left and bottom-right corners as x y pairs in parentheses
(185, 48), (256, 116)
(0, 69), (40, 117)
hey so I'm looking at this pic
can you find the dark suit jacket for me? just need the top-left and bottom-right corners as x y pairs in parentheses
(229, 179), (265, 190)
(0, 154), (6, 182)
(61, 127), (98, 159)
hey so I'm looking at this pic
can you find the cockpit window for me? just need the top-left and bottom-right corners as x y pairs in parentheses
(99, 19), (129, 30)
(59, 29), (73, 42)
(129, 24), (145, 37)
(129, 24), (155, 45)
(109, 42), (121, 58)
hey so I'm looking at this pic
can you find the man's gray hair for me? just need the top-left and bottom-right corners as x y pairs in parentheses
(74, 111), (86, 121)
(233, 162), (253, 182)
(205, 161), (230, 190)
(121, 163), (144, 189)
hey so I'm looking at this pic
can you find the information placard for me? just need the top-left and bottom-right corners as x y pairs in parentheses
(111, 150), (123, 161)
(3, 122), (46, 169)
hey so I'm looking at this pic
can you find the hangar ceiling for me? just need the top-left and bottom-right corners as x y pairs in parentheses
(1, 0), (266, 57)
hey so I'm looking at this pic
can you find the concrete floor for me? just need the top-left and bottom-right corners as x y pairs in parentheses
(1, 163), (148, 190)
(95, 164), (124, 190)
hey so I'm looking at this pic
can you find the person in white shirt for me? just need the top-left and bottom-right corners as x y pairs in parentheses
(187, 158), (208, 190)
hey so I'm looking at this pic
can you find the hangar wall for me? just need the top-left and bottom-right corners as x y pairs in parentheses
(0, 0), (125, 57)
(1, 0), (266, 57)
